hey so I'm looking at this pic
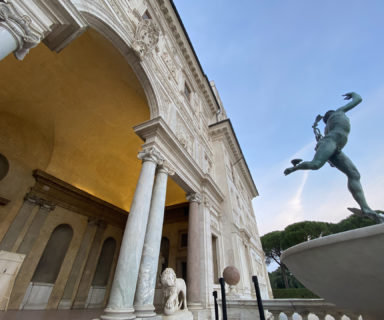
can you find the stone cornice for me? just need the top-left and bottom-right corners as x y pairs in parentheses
(134, 116), (224, 205)
(209, 119), (259, 198)
(154, 0), (220, 116)
(35, 0), (88, 52)
(31, 169), (127, 228)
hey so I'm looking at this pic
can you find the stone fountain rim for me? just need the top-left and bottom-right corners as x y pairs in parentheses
(281, 223), (384, 261)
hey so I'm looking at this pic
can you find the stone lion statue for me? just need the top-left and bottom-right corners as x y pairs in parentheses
(160, 268), (187, 315)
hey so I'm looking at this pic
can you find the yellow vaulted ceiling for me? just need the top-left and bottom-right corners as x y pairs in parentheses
(0, 29), (185, 211)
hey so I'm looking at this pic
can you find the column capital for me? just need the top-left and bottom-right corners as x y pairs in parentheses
(24, 192), (40, 204)
(87, 218), (107, 229)
(24, 192), (55, 211)
(40, 199), (56, 211)
(186, 193), (202, 204)
(157, 162), (175, 176)
(137, 147), (163, 165)
(0, 2), (41, 60)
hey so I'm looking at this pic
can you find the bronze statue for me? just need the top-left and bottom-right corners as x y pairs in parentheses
(284, 92), (384, 223)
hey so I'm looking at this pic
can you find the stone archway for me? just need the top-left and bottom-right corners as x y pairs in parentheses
(0, 14), (187, 312)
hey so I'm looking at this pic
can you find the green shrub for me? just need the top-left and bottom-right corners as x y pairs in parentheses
(272, 288), (319, 299)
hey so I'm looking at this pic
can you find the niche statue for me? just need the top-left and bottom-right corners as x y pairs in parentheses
(284, 92), (384, 223)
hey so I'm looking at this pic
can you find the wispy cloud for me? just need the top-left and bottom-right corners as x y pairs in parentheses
(276, 171), (309, 227)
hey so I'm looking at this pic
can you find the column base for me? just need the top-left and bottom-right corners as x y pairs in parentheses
(100, 307), (136, 320)
(188, 307), (212, 320)
(187, 302), (203, 310)
(134, 304), (156, 318)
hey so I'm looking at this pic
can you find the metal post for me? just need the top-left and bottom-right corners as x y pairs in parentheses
(252, 275), (266, 320)
(219, 277), (227, 320)
(212, 291), (219, 320)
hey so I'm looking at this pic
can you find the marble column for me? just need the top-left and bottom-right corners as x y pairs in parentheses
(101, 148), (162, 320)
(0, 2), (40, 61)
(0, 24), (18, 60)
(186, 193), (202, 307)
(134, 164), (174, 318)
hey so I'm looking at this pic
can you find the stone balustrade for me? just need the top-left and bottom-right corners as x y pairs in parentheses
(218, 298), (362, 320)
(263, 299), (362, 320)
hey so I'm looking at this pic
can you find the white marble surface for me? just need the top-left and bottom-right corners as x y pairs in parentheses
(162, 310), (193, 320)
(102, 150), (159, 320)
(282, 224), (384, 320)
(135, 167), (170, 317)
(0, 26), (18, 61)
(0, 251), (25, 310)
(86, 286), (106, 309)
(21, 282), (53, 310)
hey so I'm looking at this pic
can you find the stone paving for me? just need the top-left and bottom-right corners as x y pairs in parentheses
(0, 309), (102, 320)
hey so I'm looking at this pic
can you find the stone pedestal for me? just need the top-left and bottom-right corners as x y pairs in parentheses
(161, 310), (193, 320)
(135, 316), (162, 320)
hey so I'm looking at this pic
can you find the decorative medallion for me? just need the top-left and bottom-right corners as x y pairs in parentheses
(132, 19), (160, 59)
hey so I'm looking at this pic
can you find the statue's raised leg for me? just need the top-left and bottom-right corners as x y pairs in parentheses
(330, 152), (384, 223)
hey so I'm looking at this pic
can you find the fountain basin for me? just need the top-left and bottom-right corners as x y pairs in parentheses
(281, 224), (384, 320)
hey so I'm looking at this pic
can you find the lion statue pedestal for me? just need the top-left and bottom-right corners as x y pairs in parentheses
(160, 268), (193, 320)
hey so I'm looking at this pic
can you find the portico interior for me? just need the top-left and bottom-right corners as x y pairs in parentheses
(0, 28), (190, 310)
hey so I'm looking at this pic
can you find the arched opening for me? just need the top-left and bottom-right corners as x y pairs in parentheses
(86, 237), (116, 309)
(1, 22), (187, 310)
(0, 29), (152, 211)
(21, 224), (73, 309)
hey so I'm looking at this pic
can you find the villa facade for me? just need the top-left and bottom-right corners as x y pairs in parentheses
(0, 0), (272, 318)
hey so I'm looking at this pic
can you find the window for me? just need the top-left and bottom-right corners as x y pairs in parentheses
(179, 232), (188, 249)
(176, 258), (187, 282)
(32, 224), (73, 284)
(212, 235), (219, 284)
(184, 83), (191, 101)
(142, 10), (151, 20)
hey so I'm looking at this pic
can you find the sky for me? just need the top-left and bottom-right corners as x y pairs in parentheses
(173, 0), (384, 236)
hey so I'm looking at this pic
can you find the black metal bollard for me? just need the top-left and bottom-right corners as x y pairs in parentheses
(252, 275), (266, 320)
(212, 290), (219, 320)
(219, 277), (228, 320)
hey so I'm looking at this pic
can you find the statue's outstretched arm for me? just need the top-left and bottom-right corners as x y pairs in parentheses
(337, 92), (362, 113)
